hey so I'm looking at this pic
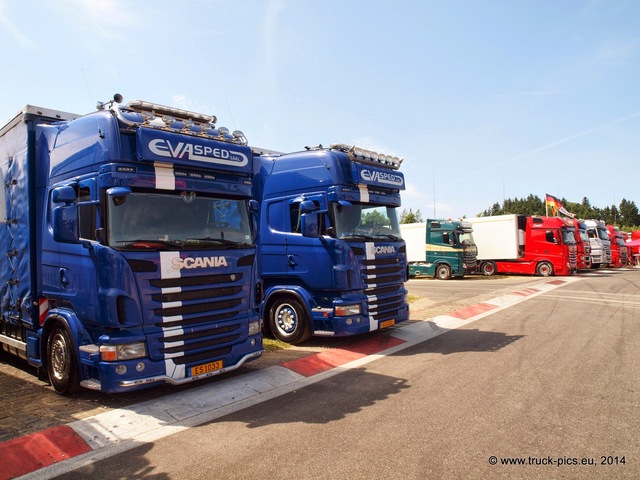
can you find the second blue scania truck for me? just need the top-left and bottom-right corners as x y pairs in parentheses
(252, 144), (410, 344)
(0, 96), (263, 394)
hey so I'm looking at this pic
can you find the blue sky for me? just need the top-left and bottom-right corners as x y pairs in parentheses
(1, 0), (639, 219)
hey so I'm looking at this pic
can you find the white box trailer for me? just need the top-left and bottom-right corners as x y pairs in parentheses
(466, 214), (522, 260)
(399, 222), (426, 263)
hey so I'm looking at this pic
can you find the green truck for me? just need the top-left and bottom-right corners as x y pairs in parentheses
(400, 219), (478, 279)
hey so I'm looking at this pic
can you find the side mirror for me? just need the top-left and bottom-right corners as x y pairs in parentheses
(52, 185), (77, 204)
(53, 204), (80, 244)
(299, 200), (317, 214)
(300, 211), (320, 238)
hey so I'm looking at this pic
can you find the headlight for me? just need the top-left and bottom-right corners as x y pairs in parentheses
(248, 320), (261, 336)
(335, 304), (361, 316)
(100, 343), (147, 361)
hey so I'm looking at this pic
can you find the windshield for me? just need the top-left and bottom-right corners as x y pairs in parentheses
(108, 191), (253, 250)
(459, 231), (475, 245)
(562, 230), (576, 244)
(331, 203), (401, 241)
(579, 230), (589, 243)
(597, 227), (610, 241)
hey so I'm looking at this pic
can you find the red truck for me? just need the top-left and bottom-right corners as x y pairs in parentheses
(628, 231), (640, 266)
(606, 225), (629, 267)
(575, 221), (592, 270)
(468, 214), (577, 277)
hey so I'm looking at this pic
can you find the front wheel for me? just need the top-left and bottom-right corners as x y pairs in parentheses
(536, 261), (554, 277)
(46, 324), (80, 395)
(268, 297), (312, 345)
(481, 262), (496, 276)
(435, 264), (452, 280)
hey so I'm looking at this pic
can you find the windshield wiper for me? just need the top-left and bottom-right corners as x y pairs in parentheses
(116, 239), (184, 249)
(372, 233), (402, 241)
(186, 237), (251, 248)
(340, 234), (377, 241)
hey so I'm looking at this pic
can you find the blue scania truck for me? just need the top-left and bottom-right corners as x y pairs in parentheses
(252, 144), (410, 344)
(0, 96), (263, 394)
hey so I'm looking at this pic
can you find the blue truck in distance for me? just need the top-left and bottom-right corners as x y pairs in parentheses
(252, 144), (410, 344)
(0, 96), (263, 394)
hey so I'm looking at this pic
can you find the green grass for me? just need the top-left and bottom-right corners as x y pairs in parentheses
(263, 337), (291, 352)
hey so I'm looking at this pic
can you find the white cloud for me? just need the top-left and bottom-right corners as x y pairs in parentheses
(49, 0), (137, 47)
(0, 0), (36, 48)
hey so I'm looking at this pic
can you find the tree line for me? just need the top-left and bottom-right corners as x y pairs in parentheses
(400, 195), (640, 229)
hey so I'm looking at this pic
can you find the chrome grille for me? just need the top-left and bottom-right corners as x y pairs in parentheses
(143, 271), (250, 362)
(356, 252), (405, 324)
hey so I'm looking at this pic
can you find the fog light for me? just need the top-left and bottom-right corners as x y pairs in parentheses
(136, 362), (145, 372)
(248, 320), (261, 336)
(250, 338), (257, 347)
(115, 365), (127, 375)
(346, 318), (353, 325)
(100, 342), (147, 361)
(335, 304), (361, 316)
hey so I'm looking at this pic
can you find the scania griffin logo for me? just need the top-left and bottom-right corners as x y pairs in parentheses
(149, 139), (248, 167)
(172, 256), (228, 270)
(360, 169), (404, 187)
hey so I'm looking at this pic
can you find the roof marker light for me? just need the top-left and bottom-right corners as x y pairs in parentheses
(232, 130), (248, 145)
(140, 111), (155, 123)
(161, 115), (175, 127)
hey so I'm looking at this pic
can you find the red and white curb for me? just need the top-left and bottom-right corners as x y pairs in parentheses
(3, 277), (582, 480)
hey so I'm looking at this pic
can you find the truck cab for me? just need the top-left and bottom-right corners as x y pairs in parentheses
(607, 225), (629, 267)
(253, 144), (409, 344)
(575, 221), (592, 270)
(583, 219), (612, 268)
(401, 219), (477, 279)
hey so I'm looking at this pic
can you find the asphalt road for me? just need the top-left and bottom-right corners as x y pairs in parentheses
(43, 268), (640, 479)
(0, 273), (544, 444)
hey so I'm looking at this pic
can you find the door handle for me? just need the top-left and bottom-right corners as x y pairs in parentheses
(59, 268), (70, 287)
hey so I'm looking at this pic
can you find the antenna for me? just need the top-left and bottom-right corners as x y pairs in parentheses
(226, 101), (237, 130)
(433, 168), (436, 218)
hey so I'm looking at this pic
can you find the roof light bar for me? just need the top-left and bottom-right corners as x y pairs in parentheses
(330, 144), (404, 170)
(126, 100), (216, 124)
(104, 95), (248, 145)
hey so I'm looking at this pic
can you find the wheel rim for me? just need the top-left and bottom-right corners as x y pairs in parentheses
(275, 304), (298, 335)
(483, 264), (494, 275)
(50, 332), (69, 382)
(538, 263), (552, 276)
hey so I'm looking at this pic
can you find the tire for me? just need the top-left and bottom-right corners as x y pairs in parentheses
(435, 264), (452, 280)
(46, 324), (80, 395)
(268, 297), (312, 345)
(536, 261), (554, 277)
(481, 262), (496, 276)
